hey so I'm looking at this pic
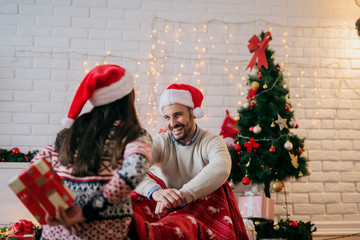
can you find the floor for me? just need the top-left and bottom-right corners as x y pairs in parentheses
(313, 235), (360, 240)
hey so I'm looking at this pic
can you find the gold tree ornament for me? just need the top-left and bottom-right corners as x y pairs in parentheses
(289, 151), (299, 168)
(271, 120), (276, 128)
(275, 114), (288, 130)
(251, 81), (260, 90)
(271, 180), (283, 192)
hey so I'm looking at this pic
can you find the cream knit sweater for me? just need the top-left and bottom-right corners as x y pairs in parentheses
(135, 128), (231, 203)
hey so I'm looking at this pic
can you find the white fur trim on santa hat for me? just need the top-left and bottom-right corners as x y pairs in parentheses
(193, 107), (204, 118)
(61, 117), (74, 129)
(159, 89), (194, 114)
(89, 70), (134, 107)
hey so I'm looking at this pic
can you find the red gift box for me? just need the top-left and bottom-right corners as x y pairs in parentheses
(238, 196), (274, 220)
(8, 158), (75, 225)
(8, 234), (34, 240)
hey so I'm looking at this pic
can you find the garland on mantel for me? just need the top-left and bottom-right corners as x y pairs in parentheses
(0, 148), (38, 163)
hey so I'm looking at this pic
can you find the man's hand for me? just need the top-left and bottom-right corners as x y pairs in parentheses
(152, 188), (184, 211)
(154, 201), (170, 217)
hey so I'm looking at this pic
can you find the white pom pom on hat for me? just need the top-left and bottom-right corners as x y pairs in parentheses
(62, 64), (133, 128)
(159, 84), (204, 118)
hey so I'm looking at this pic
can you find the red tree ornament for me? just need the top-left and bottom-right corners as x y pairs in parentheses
(269, 146), (275, 153)
(234, 143), (241, 151)
(242, 176), (251, 185)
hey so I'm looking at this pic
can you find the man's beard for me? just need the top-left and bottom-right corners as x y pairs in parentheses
(169, 122), (193, 141)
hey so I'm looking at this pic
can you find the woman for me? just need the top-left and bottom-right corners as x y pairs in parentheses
(31, 64), (152, 239)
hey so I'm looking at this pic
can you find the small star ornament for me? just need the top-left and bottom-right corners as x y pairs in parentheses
(275, 114), (288, 130)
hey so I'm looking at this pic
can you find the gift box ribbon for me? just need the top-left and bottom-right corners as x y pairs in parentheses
(11, 219), (34, 234)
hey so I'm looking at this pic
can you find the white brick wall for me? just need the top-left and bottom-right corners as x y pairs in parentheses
(0, 0), (359, 234)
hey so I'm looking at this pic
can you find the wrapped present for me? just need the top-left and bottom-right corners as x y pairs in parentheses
(7, 234), (34, 240)
(238, 195), (274, 220)
(8, 158), (75, 225)
(246, 230), (257, 240)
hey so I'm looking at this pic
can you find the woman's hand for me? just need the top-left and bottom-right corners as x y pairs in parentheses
(45, 205), (87, 232)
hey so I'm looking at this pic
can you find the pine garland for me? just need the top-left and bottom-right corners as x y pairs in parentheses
(0, 148), (38, 163)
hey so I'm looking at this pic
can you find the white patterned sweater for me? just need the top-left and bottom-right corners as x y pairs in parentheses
(31, 127), (152, 240)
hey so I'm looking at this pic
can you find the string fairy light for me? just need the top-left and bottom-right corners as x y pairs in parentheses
(12, 17), (354, 135)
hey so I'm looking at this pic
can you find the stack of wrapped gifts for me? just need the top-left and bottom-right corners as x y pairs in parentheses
(238, 195), (275, 240)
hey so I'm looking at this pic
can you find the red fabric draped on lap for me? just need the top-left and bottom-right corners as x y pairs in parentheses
(131, 173), (249, 240)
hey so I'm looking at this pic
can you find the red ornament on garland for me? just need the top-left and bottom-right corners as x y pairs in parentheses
(250, 101), (256, 107)
(257, 73), (263, 79)
(242, 176), (251, 185)
(285, 105), (290, 111)
(289, 221), (298, 228)
(12, 147), (20, 154)
(234, 143), (241, 151)
(249, 126), (254, 132)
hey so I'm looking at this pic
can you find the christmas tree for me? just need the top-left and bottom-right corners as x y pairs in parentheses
(229, 31), (309, 198)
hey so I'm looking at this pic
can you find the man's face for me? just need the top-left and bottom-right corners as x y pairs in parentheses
(162, 104), (195, 143)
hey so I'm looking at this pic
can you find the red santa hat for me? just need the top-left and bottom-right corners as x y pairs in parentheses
(62, 64), (133, 128)
(159, 84), (204, 118)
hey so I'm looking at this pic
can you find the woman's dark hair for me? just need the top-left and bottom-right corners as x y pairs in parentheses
(55, 90), (145, 177)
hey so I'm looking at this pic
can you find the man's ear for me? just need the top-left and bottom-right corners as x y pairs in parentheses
(189, 108), (196, 119)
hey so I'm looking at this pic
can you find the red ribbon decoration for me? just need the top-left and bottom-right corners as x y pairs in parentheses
(11, 219), (34, 234)
(246, 31), (272, 71)
(244, 137), (260, 152)
(246, 89), (257, 100)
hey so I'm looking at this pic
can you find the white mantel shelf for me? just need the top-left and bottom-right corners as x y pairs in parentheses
(0, 162), (38, 225)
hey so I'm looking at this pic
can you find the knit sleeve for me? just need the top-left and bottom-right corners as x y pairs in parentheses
(134, 133), (167, 197)
(180, 133), (231, 203)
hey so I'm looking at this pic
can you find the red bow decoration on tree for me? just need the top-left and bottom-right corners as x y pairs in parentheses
(244, 137), (260, 152)
(246, 89), (257, 99)
(246, 31), (272, 71)
(11, 219), (34, 234)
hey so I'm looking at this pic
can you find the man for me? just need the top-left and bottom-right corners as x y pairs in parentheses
(133, 84), (248, 240)
(136, 83), (232, 215)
